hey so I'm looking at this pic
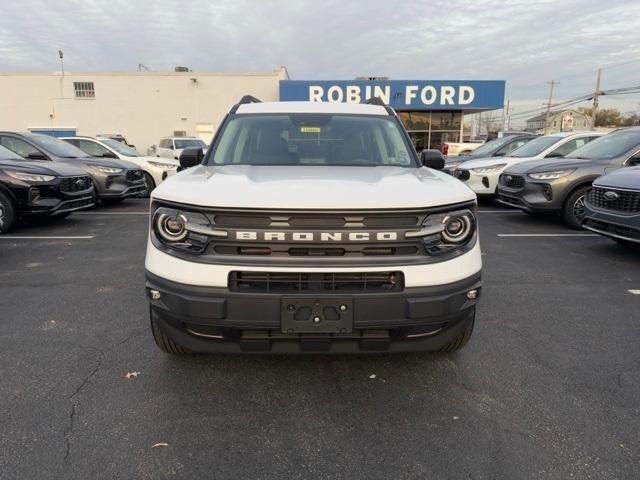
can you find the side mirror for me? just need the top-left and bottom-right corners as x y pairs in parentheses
(26, 152), (48, 160)
(101, 152), (118, 159)
(627, 152), (640, 166)
(545, 152), (563, 158)
(420, 149), (445, 170)
(179, 146), (204, 171)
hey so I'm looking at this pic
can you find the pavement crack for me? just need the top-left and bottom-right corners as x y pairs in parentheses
(63, 403), (76, 462)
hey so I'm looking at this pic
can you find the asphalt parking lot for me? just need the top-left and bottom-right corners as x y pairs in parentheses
(1, 198), (639, 480)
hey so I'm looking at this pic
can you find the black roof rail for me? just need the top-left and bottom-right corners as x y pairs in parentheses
(365, 96), (395, 115)
(230, 95), (262, 113)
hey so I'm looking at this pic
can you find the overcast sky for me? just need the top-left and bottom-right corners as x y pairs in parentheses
(1, 0), (639, 121)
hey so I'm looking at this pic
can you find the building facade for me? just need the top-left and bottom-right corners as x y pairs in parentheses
(0, 67), (289, 153)
(525, 109), (593, 134)
(0, 71), (505, 154)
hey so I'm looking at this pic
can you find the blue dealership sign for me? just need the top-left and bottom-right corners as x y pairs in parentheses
(279, 80), (505, 111)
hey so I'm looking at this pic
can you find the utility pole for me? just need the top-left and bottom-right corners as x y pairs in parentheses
(502, 99), (510, 131)
(543, 80), (558, 134)
(58, 50), (65, 97)
(592, 68), (602, 128)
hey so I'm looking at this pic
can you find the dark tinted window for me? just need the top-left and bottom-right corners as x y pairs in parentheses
(28, 135), (90, 158)
(0, 137), (43, 159)
(0, 144), (24, 160)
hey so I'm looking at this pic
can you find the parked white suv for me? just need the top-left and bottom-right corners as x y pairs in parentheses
(145, 97), (482, 354)
(156, 137), (208, 160)
(452, 131), (603, 197)
(62, 136), (178, 196)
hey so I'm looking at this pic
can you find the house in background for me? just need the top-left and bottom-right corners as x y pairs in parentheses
(526, 109), (593, 134)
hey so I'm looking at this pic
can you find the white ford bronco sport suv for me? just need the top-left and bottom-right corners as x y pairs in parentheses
(145, 96), (482, 354)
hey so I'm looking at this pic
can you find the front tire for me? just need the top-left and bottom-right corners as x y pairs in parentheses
(150, 312), (191, 354)
(615, 238), (637, 248)
(140, 172), (156, 198)
(439, 309), (475, 353)
(562, 186), (590, 230)
(0, 191), (17, 233)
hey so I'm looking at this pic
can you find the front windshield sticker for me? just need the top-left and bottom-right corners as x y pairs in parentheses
(300, 126), (321, 133)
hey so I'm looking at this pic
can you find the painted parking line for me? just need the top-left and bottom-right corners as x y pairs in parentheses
(497, 233), (599, 237)
(629, 290), (640, 295)
(0, 235), (95, 240)
(74, 211), (148, 215)
(477, 210), (521, 213)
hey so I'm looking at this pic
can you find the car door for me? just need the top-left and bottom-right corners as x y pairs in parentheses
(0, 136), (49, 161)
(157, 139), (173, 158)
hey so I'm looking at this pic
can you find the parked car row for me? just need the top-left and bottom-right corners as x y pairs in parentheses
(0, 132), (179, 232)
(449, 127), (640, 242)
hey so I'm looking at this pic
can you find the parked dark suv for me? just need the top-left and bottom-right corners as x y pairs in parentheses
(497, 128), (640, 229)
(582, 166), (640, 247)
(0, 145), (94, 232)
(0, 132), (146, 203)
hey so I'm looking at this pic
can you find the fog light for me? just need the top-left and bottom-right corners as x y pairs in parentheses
(466, 289), (479, 300)
(542, 184), (552, 201)
(29, 187), (41, 204)
(149, 289), (162, 300)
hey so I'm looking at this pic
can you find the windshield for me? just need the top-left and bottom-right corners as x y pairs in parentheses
(29, 135), (90, 158)
(0, 144), (23, 160)
(207, 114), (416, 167)
(568, 130), (640, 160)
(175, 139), (207, 149)
(510, 136), (561, 157)
(468, 137), (513, 157)
(100, 138), (140, 156)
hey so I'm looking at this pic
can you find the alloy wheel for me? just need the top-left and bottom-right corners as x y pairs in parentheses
(573, 195), (586, 222)
(0, 204), (5, 229)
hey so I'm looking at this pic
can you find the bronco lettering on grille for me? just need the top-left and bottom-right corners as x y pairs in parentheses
(235, 231), (399, 242)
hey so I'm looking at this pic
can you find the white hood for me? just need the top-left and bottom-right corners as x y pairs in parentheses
(152, 165), (476, 209)
(459, 156), (537, 170)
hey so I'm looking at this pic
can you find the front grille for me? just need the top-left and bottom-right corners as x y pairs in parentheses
(204, 209), (429, 259)
(126, 169), (143, 182)
(584, 219), (640, 241)
(229, 271), (404, 293)
(499, 174), (525, 189)
(59, 176), (92, 194)
(587, 187), (640, 213)
(453, 169), (470, 181)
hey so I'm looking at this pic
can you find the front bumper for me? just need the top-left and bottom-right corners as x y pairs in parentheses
(497, 179), (566, 214)
(453, 169), (498, 196)
(582, 202), (640, 244)
(93, 171), (146, 199)
(146, 270), (481, 353)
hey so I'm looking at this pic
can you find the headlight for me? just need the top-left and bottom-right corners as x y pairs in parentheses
(406, 208), (477, 256)
(94, 166), (124, 174)
(5, 170), (56, 182)
(152, 206), (227, 254)
(148, 161), (177, 170)
(528, 169), (575, 180)
(470, 164), (506, 174)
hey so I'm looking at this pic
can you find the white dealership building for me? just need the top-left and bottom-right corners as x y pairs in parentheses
(0, 67), (289, 154)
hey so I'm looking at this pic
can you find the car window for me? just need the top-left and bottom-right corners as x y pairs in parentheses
(495, 138), (531, 156)
(569, 130), (640, 160)
(0, 137), (44, 159)
(548, 137), (592, 157)
(28, 134), (90, 158)
(467, 137), (512, 157)
(208, 113), (416, 167)
(510, 136), (561, 157)
(174, 139), (206, 149)
(100, 138), (140, 156)
(0, 144), (24, 160)
(76, 139), (112, 157)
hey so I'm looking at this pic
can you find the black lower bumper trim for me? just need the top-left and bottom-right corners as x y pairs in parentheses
(145, 270), (481, 353)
